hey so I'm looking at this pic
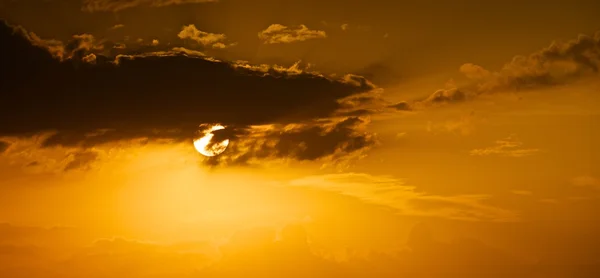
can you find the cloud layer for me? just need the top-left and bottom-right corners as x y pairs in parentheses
(0, 20), (377, 166)
(4, 222), (598, 278)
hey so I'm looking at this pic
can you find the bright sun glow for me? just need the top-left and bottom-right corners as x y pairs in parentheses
(193, 124), (230, 157)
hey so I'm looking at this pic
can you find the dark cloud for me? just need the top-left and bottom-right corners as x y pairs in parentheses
(0, 20), (377, 165)
(388, 101), (411, 111)
(2, 222), (600, 278)
(0, 141), (8, 153)
(205, 117), (375, 166)
(334, 109), (377, 117)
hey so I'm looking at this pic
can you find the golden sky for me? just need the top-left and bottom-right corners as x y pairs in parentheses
(1, 0), (600, 277)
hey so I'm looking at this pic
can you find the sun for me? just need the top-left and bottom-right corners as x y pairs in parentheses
(193, 124), (230, 157)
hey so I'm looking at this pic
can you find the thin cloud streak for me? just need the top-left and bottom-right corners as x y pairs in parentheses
(470, 135), (541, 158)
(288, 173), (518, 222)
(81, 0), (218, 12)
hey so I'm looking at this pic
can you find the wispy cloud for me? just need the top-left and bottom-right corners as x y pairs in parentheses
(470, 134), (540, 157)
(108, 24), (124, 30)
(258, 24), (326, 44)
(288, 173), (518, 222)
(82, 0), (218, 12)
(571, 175), (600, 190)
(510, 190), (533, 196)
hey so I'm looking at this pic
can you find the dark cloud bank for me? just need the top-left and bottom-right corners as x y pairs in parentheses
(0, 20), (378, 166)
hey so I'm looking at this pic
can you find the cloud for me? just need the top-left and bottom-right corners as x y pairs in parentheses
(427, 111), (481, 136)
(408, 30), (600, 109)
(510, 190), (533, 196)
(470, 134), (541, 157)
(288, 172), (518, 222)
(62, 150), (99, 172)
(81, 0), (218, 12)
(0, 133), (103, 173)
(204, 117), (376, 168)
(3, 222), (600, 278)
(0, 141), (8, 153)
(0, 21), (377, 166)
(340, 24), (349, 31)
(9, 25), (104, 62)
(258, 24), (327, 44)
(108, 24), (124, 30)
(571, 175), (600, 190)
(459, 31), (600, 93)
(178, 24), (235, 49)
(356, 62), (404, 87)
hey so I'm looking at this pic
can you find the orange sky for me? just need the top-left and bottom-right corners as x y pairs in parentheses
(1, 1), (600, 277)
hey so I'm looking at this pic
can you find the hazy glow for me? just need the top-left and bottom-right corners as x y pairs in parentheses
(193, 124), (230, 157)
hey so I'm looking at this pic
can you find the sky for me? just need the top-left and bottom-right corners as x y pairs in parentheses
(1, 0), (600, 277)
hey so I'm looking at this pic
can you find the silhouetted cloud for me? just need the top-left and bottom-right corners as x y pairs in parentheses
(205, 117), (375, 167)
(81, 0), (218, 12)
(0, 20), (377, 165)
(388, 101), (411, 111)
(258, 24), (327, 44)
(0, 141), (8, 154)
